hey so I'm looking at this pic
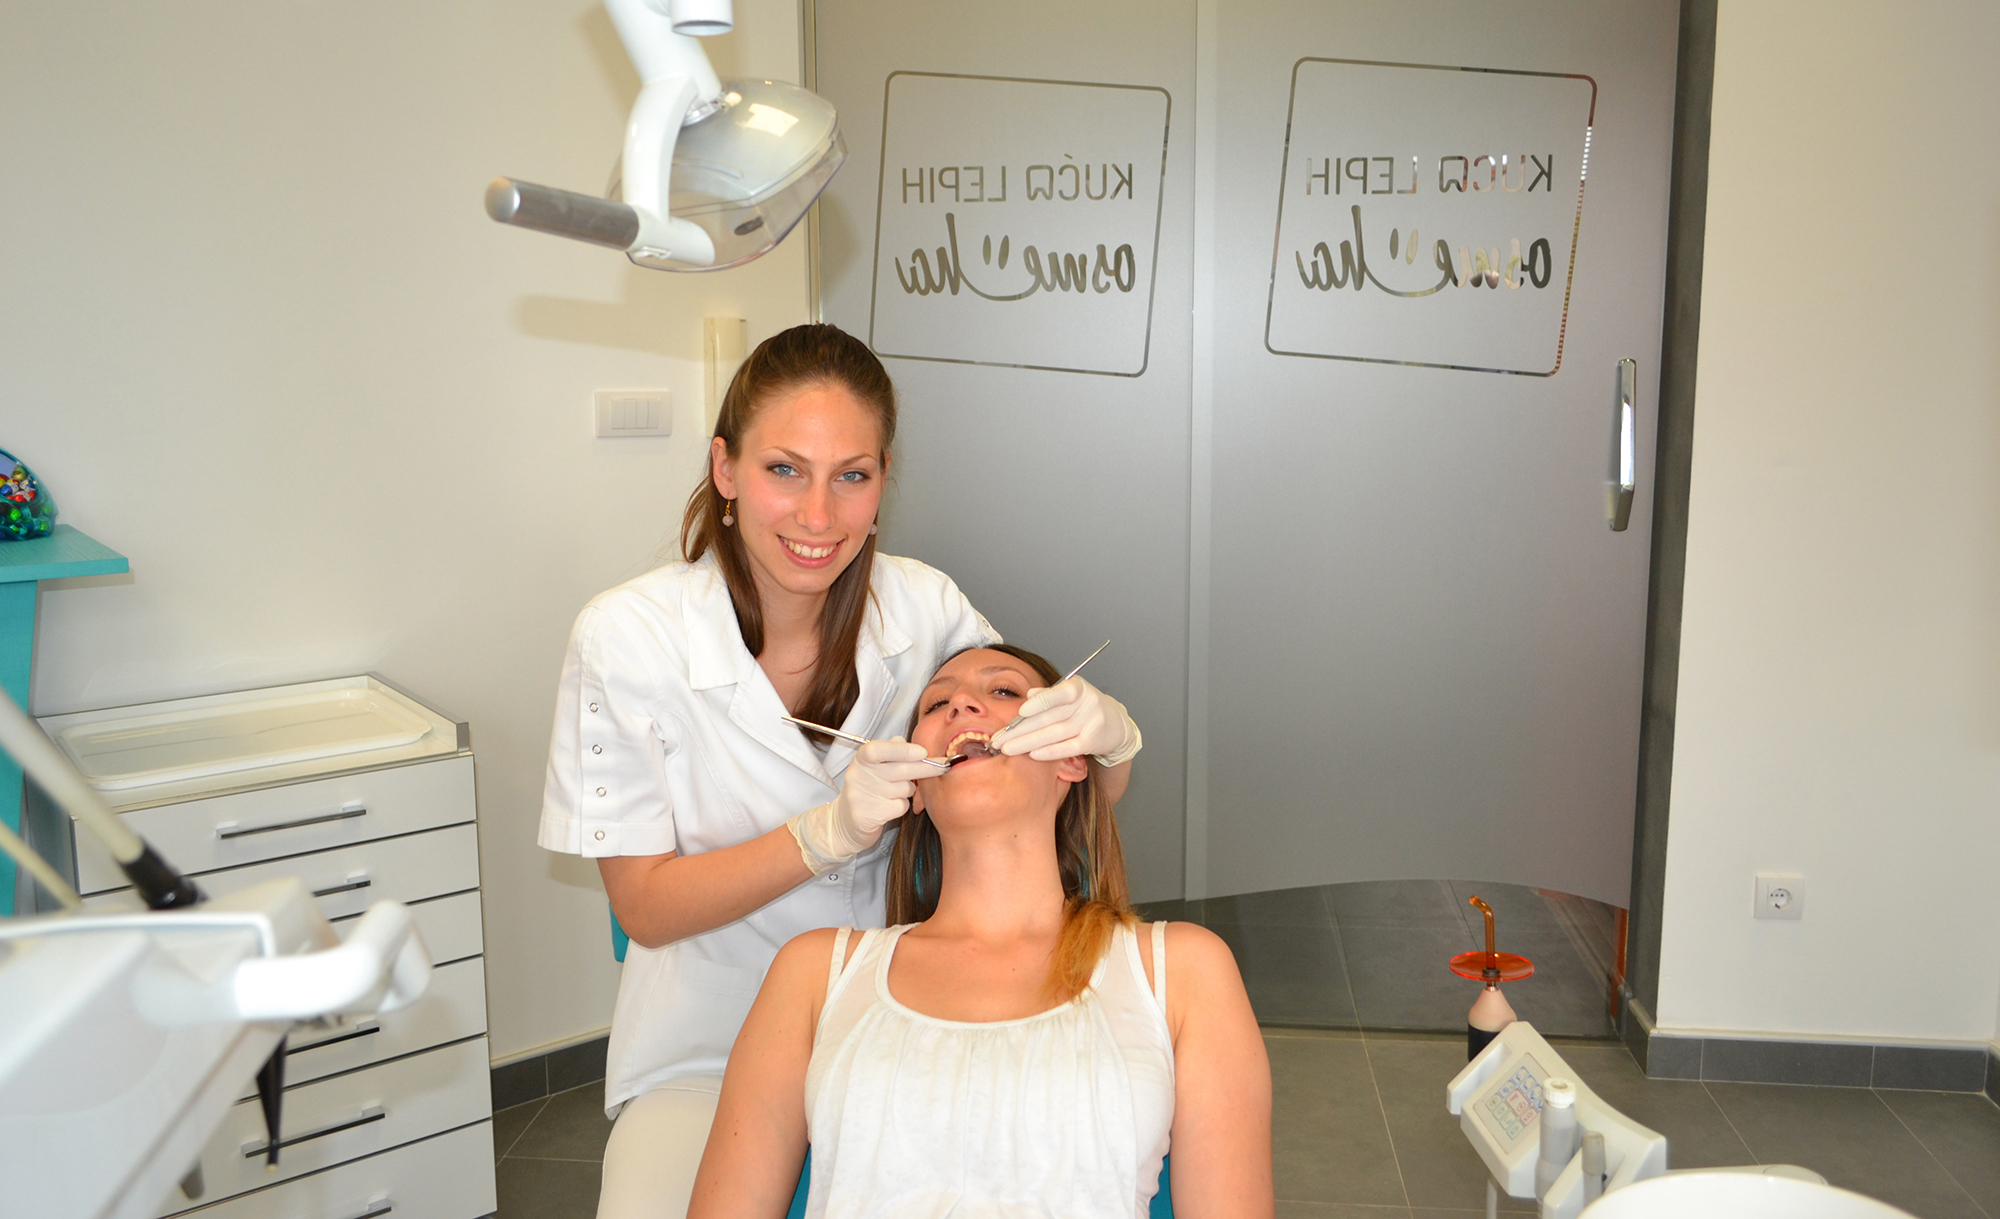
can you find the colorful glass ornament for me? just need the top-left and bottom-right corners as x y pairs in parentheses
(0, 449), (57, 541)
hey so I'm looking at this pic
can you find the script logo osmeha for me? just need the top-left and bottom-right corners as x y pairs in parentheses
(1266, 58), (1596, 377)
(868, 72), (1171, 378)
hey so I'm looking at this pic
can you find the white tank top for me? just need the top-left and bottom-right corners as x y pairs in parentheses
(802, 921), (1175, 1219)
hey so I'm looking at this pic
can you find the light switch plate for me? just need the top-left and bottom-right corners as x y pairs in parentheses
(1753, 873), (1803, 920)
(595, 390), (671, 438)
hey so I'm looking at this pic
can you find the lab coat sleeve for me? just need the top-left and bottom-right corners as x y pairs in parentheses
(538, 602), (681, 858)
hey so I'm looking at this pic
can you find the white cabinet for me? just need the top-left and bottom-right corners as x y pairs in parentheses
(42, 677), (495, 1219)
(162, 1122), (496, 1219)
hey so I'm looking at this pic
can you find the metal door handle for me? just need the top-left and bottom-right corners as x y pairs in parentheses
(241, 1105), (385, 1158)
(1608, 358), (1636, 532)
(290, 1021), (381, 1054)
(312, 874), (373, 898)
(216, 804), (367, 840)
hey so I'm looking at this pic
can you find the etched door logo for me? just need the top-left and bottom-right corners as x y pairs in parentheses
(869, 72), (1171, 377)
(1265, 59), (1595, 376)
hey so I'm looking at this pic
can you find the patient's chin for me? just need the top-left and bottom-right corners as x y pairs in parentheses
(923, 765), (1062, 833)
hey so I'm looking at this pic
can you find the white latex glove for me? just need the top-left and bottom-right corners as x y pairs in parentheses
(787, 737), (933, 875)
(990, 677), (1142, 766)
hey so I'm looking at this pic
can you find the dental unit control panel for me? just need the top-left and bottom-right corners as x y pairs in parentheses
(1447, 1022), (1667, 1218)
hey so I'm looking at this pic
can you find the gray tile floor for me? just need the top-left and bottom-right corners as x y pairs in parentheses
(492, 1030), (2000, 1218)
(1138, 879), (1622, 1037)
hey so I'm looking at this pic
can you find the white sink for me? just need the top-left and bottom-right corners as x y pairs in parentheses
(1582, 1171), (1916, 1218)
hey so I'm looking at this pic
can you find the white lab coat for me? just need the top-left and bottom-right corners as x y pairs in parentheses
(538, 550), (999, 1114)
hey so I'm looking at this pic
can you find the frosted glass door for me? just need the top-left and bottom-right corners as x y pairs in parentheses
(1200, 1), (1677, 905)
(814, 0), (1678, 906)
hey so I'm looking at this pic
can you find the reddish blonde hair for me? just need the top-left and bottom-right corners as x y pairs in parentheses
(885, 644), (1135, 1002)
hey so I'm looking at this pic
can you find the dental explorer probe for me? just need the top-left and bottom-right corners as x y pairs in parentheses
(778, 715), (961, 768)
(0, 687), (203, 909)
(993, 639), (1112, 742)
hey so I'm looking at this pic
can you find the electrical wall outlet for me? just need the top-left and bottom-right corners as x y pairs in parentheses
(1753, 873), (1803, 920)
(595, 390), (672, 438)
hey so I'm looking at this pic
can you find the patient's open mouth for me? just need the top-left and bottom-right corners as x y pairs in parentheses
(946, 730), (998, 762)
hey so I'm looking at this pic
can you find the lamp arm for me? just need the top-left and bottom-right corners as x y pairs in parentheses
(604, 0), (721, 266)
(606, 0), (722, 110)
(619, 76), (718, 267)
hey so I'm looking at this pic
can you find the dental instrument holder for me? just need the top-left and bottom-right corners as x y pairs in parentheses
(1447, 1021), (1668, 1219)
(1451, 894), (1532, 1059)
(1534, 1078), (1580, 1199)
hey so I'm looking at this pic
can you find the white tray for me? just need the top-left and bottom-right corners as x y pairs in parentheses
(45, 678), (449, 792)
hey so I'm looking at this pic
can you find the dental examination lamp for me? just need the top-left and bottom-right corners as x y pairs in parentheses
(485, 0), (845, 270)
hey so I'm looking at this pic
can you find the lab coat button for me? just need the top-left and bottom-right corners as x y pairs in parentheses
(594, 830), (606, 841)
(827, 873), (839, 882)
(589, 702), (600, 712)
(596, 786), (607, 796)
(592, 745), (603, 754)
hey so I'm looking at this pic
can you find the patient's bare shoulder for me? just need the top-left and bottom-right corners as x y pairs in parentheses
(1135, 920), (1244, 1001)
(1164, 921), (1243, 984)
(1138, 921), (1253, 1041)
(766, 928), (841, 994)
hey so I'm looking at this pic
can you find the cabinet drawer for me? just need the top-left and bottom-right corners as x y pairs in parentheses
(84, 824), (481, 919)
(348, 889), (483, 966)
(162, 1036), (492, 1215)
(84, 888), (485, 981)
(166, 1120), (495, 1219)
(78, 756), (476, 895)
(248, 957), (489, 1098)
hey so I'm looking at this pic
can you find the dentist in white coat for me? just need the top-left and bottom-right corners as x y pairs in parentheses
(537, 324), (1142, 1219)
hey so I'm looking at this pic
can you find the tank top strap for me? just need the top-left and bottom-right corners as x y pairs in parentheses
(818, 927), (880, 1039)
(827, 926), (853, 995)
(1151, 919), (1168, 1011)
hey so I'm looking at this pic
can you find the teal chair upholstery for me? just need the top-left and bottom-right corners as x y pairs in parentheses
(611, 904), (630, 962)
(785, 1151), (1172, 1217)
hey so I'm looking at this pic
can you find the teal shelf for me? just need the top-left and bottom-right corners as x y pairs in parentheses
(2, 523), (127, 914)
(0, 524), (130, 584)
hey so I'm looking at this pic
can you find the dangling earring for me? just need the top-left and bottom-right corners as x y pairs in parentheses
(869, 521), (878, 536)
(722, 498), (735, 527)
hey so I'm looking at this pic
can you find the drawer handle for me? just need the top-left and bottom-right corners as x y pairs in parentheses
(312, 875), (374, 898)
(217, 805), (367, 840)
(241, 1105), (385, 1158)
(290, 1021), (381, 1054)
(344, 1201), (393, 1219)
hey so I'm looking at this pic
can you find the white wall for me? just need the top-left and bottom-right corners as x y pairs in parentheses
(1657, 0), (2000, 1043)
(1, 0), (809, 1060)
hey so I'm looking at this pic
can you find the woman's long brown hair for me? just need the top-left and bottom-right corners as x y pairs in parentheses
(886, 643), (1136, 1003)
(679, 324), (897, 738)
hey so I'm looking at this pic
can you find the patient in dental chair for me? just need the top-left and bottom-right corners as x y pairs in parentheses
(687, 644), (1275, 1219)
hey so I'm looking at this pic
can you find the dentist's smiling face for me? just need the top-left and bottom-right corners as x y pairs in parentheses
(909, 649), (1088, 824)
(711, 381), (887, 607)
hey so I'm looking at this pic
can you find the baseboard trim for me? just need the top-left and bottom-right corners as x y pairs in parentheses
(1619, 991), (1991, 1091)
(491, 1034), (610, 1111)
